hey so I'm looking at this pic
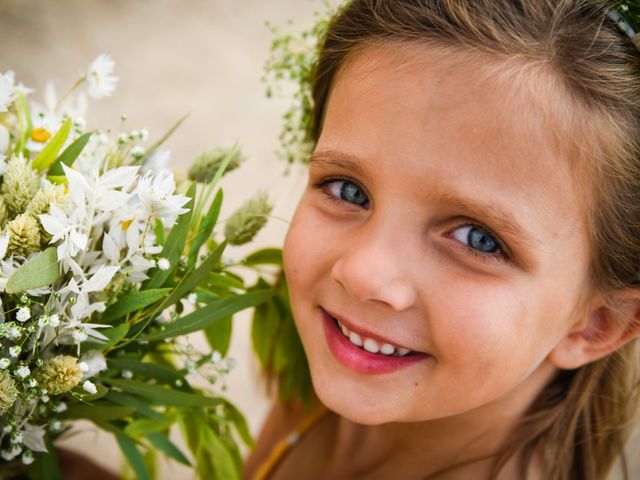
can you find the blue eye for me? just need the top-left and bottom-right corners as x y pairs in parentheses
(451, 225), (501, 254)
(324, 179), (370, 207)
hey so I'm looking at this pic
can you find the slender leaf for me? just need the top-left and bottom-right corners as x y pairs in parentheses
(70, 382), (109, 402)
(251, 299), (281, 369)
(108, 358), (186, 387)
(205, 272), (245, 291)
(5, 247), (60, 294)
(14, 91), (32, 155)
(27, 440), (61, 480)
(154, 218), (165, 245)
(242, 248), (283, 266)
(187, 188), (223, 269)
(204, 316), (232, 356)
(177, 411), (201, 454)
(81, 323), (129, 352)
(223, 399), (254, 448)
(116, 433), (151, 480)
(62, 404), (135, 421)
(143, 183), (195, 289)
(146, 432), (191, 466)
(32, 117), (72, 171)
(101, 288), (171, 323)
(48, 132), (92, 175)
(139, 113), (189, 164)
(200, 425), (240, 480)
(45, 174), (67, 185)
(104, 378), (221, 407)
(105, 392), (164, 422)
(140, 289), (273, 342)
(158, 241), (226, 311)
(125, 418), (168, 438)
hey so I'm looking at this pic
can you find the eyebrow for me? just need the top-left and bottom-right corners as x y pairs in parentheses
(308, 149), (541, 251)
(309, 149), (373, 181)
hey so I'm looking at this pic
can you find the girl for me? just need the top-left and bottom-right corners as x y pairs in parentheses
(246, 1), (640, 478)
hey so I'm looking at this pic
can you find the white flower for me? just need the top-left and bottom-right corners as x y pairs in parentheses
(211, 351), (222, 364)
(21, 451), (34, 465)
(39, 204), (88, 262)
(7, 326), (21, 340)
(188, 293), (198, 305)
(52, 402), (67, 413)
(1, 445), (22, 461)
(121, 370), (133, 379)
(130, 145), (145, 159)
(0, 124), (9, 156)
(49, 314), (60, 328)
(79, 350), (107, 379)
(78, 362), (89, 373)
(27, 378), (37, 388)
(135, 170), (190, 227)
(22, 423), (47, 453)
(72, 329), (88, 343)
(16, 307), (30, 323)
(0, 359), (10, 369)
(86, 54), (118, 99)
(15, 365), (30, 378)
(142, 149), (171, 175)
(0, 71), (16, 112)
(82, 380), (97, 395)
(9, 346), (21, 358)
(157, 257), (170, 271)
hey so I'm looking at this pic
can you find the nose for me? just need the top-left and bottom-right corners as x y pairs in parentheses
(330, 228), (417, 312)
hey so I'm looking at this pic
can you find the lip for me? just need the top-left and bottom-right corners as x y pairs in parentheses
(321, 308), (430, 375)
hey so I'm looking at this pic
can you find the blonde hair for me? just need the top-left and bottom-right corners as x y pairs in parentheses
(310, 1), (640, 478)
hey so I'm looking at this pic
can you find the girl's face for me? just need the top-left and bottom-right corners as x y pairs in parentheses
(283, 44), (593, 425)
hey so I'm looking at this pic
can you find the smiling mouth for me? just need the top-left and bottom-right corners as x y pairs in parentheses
(333, 317), (414, 357)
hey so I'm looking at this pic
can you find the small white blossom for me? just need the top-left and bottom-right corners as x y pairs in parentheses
(40, 395), (49, 403)
(135, 170), (190, 227)
(7, 326), (21, 340)
(53, 402), (67, 413)
(15, 365), (30, 378)
(72, 329), (88, 343)
(0, 358), (10, 369)
(0, 71), (16, 112)
(49, 314), (60, 327)
(1, 445), (21, 461)
(139, 128), (149, 141)
(86, 54), (118, 99)
(79, 350), (107, 379)
(50, 421), (62, 431)
(16, 307), (31, 323)
(27, 378), (37, 388)
(82, 380), (97, 395)
(9, 346), (21, 358)
(157, 258), (170, 271)
(121, 370), (133, 379)
(78, 362), (89, 373)
(188, 293), (198, 305)
(11, 432), (23, 444)
(130, 145), (145, 159)
(21, 451), (34, 465)
(211, 351), (222, 364)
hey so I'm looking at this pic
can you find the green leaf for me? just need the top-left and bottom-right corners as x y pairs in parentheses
(187, 188), (223, 270)
(45, 175), (67, 185)
(146, 432), (191, 466)
(116, 433), (151, 480)
(204, 272), (245, 291)
(125, 418), (168, 438)
(177, 411), (201, 454)
(108, 358), (186, 388)
(104, 392), (165, 422)
(104, 378), (221, 407)
(242, 247), (283, 266)
(32, 117), (72, 171)
(70, 382), (109, 402)
(14, 91), (32, 155)
(251, 299), (281, 369)
(101, 288), (171, 323)
(62, 404), (135, 421)
(5, 247), (60, 294)
(200, 425), (240, 480)
(223, 399), (254, 448)
(48, 132), (92, 175)
(204, 316), (232, 356)
(140, 289), (273, 342)
(156, 241), (227, 312)
(154, 218), (165, 245)
(81, 323), (129, 352)
(143, 183), (195, 289)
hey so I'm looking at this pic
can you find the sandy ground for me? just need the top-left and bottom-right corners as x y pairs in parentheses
(1, 0), (639, 478)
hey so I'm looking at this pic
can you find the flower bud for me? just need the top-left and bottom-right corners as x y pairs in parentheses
(0, 370), (18, 414)
(36, 356), (82, 395)
(224, 191), (272, 245)
(188, 146), (244, 183)
(1, 155), (40, 216)
(6, 214), (41, 257)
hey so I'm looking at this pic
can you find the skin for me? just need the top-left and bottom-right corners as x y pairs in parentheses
(274, 42), (600, 478)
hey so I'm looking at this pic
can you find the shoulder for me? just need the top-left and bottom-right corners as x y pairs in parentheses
(244, 395), (319, 479)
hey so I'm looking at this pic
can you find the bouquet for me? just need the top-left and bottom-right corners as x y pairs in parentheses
(0, 55), (275, 479)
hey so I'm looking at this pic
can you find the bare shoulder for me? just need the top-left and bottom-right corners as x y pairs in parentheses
(244, 396), (318, 479)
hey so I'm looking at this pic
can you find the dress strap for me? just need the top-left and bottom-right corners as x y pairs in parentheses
(252, 405), (330, 480)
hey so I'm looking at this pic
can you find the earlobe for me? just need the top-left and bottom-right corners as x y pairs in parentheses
(548, 293), (640, 370)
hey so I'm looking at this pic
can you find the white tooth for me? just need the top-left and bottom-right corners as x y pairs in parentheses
(380, 343), (395, 355)
(363, 338), (380, 354)
(397, 347), (411, 356)
(340, 323), (349, 337)
(349, 332), (363, 347)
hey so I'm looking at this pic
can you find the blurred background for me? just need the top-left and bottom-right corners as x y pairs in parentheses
(0, 0), (317, 476)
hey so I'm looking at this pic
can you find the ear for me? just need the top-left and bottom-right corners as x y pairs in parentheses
(548, 289), (640, 370)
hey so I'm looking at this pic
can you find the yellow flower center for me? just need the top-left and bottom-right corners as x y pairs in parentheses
(31, 127), (52, 143)
(121, 218), (134, 231)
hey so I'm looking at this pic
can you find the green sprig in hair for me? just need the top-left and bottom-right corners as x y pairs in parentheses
(609, 1), (640, 49)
